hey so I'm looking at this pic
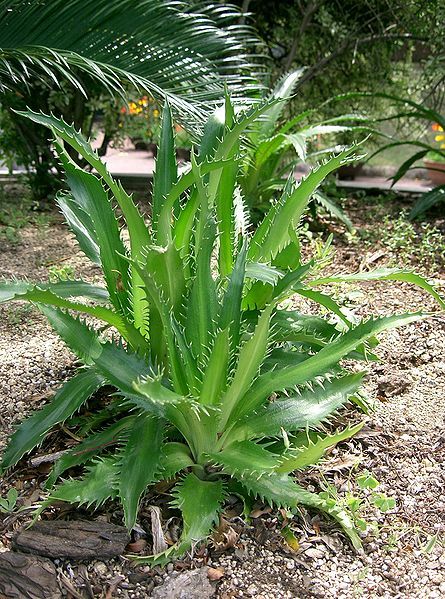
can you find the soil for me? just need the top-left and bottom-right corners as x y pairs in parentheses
(0, 188), (444, 598)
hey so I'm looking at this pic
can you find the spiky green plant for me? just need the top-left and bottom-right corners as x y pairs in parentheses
(0, 98), (443, 563)
(239, 70), (364, 228)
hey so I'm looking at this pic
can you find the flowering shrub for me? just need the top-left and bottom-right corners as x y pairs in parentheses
(119, 95), (161, 148)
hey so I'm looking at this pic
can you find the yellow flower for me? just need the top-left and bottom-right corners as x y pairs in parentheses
(153, 109), (160, 118)
(435, 134), (445, 142)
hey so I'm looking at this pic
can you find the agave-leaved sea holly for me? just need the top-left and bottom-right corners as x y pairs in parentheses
(0, 97), (443, 563)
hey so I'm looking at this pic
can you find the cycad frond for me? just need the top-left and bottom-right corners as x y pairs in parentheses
(0, 0), (266, 125)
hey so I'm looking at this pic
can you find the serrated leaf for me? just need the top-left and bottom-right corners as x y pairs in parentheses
(152, 101), (177, 234)
(236, 472), (362, 551)
(207, 440), (280, 478)
(46, 416), (135, 489)
(18, 110), (151, 332)
(276, 422), (364, 473)
(309, 268), (445, 310)
(1, 283), (147, 353)
(313, 191), (353, 231)
(118, 414), (164, 529)
(245, 262), (283, 286)
(1, 368), (104, 469)
(199, 327), (230, 405)
(138, 472), (225, 564)
(294, 288), (354, 328)
(36, 307), (189, 431)
(214, 92), (238, 276)
(229, 373), (364, 441)
(49, 457), (118, 509)
(159, 442), (194, 479)
(186, 218), (219, 365)
(219, 303), (274, 427)
(172, 472), (225, 549)
(55, 143), (131, 316)
(219, 239), (248, 357)
(0, 279), (109, 303)
(249, 144), (362, 263)
(235, 313), (423, 421)
(56, 191), (100, 264)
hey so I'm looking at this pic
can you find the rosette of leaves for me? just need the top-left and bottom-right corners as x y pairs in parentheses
(0, 97), (443, 563)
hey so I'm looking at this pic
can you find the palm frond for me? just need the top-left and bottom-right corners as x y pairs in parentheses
(0, 0), (267, 124)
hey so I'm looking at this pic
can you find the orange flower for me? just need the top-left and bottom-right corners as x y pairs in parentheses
(432, 123), (444, 132)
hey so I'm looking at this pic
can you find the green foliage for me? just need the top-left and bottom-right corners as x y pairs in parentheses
(320, 471), (397, 534)
(410, 186), (445, 221)
(239, 0), (444, 118)
(0, 0), (266, 200)
(337, 92), (445, 218)
(360, 210), (445, 272)
(238, 70), (358, 228)
(1, 99), (442, 563)
(48, 265), (75, 283)
(0, 488), (18, 514)
(0, 0), (265, 116)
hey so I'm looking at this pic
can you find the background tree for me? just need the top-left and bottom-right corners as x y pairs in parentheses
(233, 0), (445, 111)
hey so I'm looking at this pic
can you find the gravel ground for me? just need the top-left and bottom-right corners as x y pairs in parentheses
(0, 193), (444, 598)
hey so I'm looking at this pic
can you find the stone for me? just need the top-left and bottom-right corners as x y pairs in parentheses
(0, 551), (61, 598)
(151, 567), (215, 599)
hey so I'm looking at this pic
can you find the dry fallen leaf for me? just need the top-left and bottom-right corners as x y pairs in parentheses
(207, 567), (225, 581)
(319, 454), (359, 472)
(126, 539), (147, 553)
(250, 506), (272, 518)
(211, 517), (239, 550)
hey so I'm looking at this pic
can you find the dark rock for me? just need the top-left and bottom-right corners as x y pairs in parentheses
(13, 519), (129, 559)
(0, 551), (61, 599)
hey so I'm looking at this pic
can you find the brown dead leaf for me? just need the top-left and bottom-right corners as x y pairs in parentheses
(207, 567), (225, 581)
(126, 539), (147, 553)
(22, 488), (41, 508)
(211, 518), (239, 550)
(149, 506), (168, 554)
(319, 454), (359, 472)
(250, 506), (272, 518)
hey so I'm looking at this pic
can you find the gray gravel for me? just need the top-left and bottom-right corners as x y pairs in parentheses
(0, 215), (444, 598)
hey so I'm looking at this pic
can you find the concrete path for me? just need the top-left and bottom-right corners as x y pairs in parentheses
(0, 147), (434, 195)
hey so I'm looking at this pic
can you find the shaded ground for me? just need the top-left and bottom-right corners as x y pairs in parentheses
(0, 187), (444, 598)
